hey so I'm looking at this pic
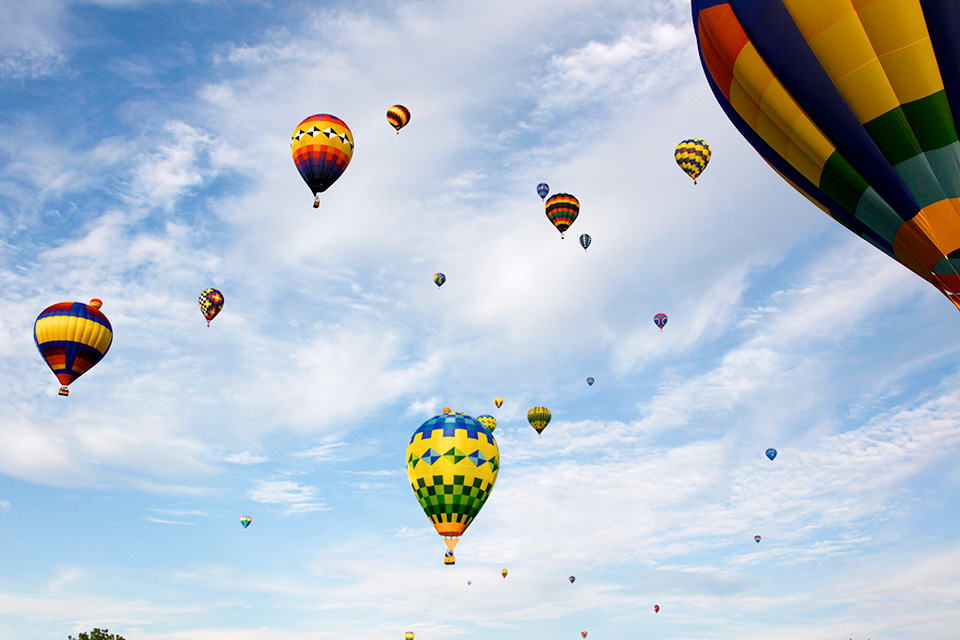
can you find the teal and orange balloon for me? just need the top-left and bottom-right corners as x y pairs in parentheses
(693, 0), (960, 312)
(544, 193), (579, 238)
(675, 138), (711, 183)
(34, 299), (113, 397)
(291, 114), (354, 208)
(240, 515), (251, 529)
(199, 288), (224, 327)
(387, 105), (411, 133)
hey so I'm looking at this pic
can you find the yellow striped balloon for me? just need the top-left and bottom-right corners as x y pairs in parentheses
(675, 138), (711, 184)
(34, 299), (113, 396)
(387, 105), (411, 133)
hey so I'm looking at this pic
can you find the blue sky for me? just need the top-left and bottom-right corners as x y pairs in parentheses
(2, 0), (960, 639)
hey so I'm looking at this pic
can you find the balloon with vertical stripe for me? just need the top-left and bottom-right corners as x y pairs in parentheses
(693, 0), (960, 313)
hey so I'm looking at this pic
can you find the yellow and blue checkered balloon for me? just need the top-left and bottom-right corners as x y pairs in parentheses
(675, 138), (711, 184)
(406, 411), (499, 561)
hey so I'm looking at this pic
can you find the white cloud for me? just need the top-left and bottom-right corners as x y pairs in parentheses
(224, 451), (270, 465)
(247, 480), (327, 514)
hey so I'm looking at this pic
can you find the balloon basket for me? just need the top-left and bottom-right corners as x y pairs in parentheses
(58, 386), (69, 396)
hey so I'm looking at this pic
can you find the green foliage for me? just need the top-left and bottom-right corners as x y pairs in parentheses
(67, 629), (126, 640)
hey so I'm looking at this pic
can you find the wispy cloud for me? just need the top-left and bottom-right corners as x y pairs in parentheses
(247, 480), (328, 514)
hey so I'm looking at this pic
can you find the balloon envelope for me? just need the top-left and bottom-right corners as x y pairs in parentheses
(569, 575), (576, 583)
(654, 313), (668, 330)
(755, 535), (762, 543)
(544, 193), (579, 238)
(537, 182), (550, 200)
(405, 632), (415, 640)
(765, 448), (777, 461)
(494, 397), (503, 409)
(527, 406), (551, 436)
(406, 412), (499, 560)
(675, 138), (711, 183)
(579, 233), (591, 251)
(476, 414), (497, 433)
(387, 105), (411, 132)
(199, 288), (224, 326)
(291, 114), (354, 206)
(240, 515), (251, 529)
(502, 568), (508, 578)
(693, 0), (960, 312)
(434, 273), (446, 288)
(34, 299), (113, 396)
(654, 604), (659, 613)
(586, 377), (595, 386)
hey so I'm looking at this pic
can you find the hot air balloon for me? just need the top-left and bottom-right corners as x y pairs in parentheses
(407, 411), (499, 564)
(569, 576), (576, 583)
(494, 397), (503, 409)
(387, 105), (411, 133)
(476, 414), (497, 433)
(34, 299), (113, 397)
(502, 568), (508, 579)
(693, 0), (960, 313)
(586, 377), (595, 386)
(199, 288), (224, 327)
(537, 182), (550, 200)
(527, 406), (551, 437)
(755, 535), (762, 544)
(675, 138), (711, 184)
(467, 580), (472, 585)
(766, 448), (777, 461)
(405, 632), (415, 640)
(654, 604), (660, 613)
(579, 233), (591, 251)
(240, 515), (251, 529)
(434, 273), (446, 288)
(291, 114), (354, 208)
(581, 633), (588, 639)
(654, 313), (668, 331)
(544, 193), (579, 238)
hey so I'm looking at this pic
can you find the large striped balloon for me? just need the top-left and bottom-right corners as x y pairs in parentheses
(544, 193), (580, 238)
(693, 0), (960, 312)
(290, 114), (354, 208)
(34, 299), (113, 396)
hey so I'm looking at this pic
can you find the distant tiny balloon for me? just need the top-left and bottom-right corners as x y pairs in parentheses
(586, 377), (594, 386)
(654, 604), (659, 613)
(755, 535), (762, 544)
(476, 414), (497, 433)
(502, 568), (508, 579)
(467, 580), (472, 586)
(240, 515), (251, 529)
(579, 233), (591, 251)
(405, 632), (415, 640)
(766, 448), (777, 461)
(434, 273), (446, 288)
(387, 105), (411, 133)
(569, 576), (576, 583)
(537, 182), (549, 200)
(494, 397), (503, 409)
(581, 632), (588, 639)
(654, 313), (668, 331)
